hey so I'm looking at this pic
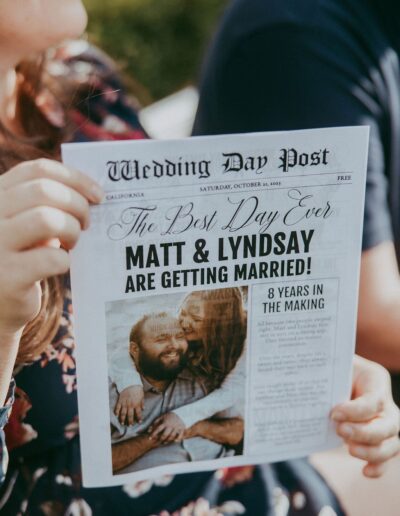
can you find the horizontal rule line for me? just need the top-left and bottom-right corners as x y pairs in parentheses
(101, 183), (353, 204)
(102, 171), (354, 194)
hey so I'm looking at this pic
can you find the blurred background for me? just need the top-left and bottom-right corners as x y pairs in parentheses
(85, 0), (227, 106)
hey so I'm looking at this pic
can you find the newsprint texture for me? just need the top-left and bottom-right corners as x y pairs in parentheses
(62, 127), (369, 487)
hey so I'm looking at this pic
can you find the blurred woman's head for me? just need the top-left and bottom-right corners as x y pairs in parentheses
(179, 288), (246, 388)
(0, 0), (87, 67)
(0, 1), (90, 154)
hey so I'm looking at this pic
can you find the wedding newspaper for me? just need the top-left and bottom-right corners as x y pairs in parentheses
(62, 127), (369, 487)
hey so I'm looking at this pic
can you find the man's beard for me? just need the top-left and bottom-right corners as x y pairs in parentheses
(138, 350), (188, 381)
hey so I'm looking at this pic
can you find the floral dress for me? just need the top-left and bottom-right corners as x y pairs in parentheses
(0, 41), (345, 516)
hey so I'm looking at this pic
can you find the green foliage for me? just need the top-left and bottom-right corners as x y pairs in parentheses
(84, 0), (227, 104)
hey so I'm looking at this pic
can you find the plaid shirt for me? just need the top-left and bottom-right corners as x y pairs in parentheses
(109, 372), (233, 473)
(0, 380), (15, 484)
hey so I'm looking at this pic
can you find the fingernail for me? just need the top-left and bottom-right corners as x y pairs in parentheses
(339, 424), (353, 438)
(331, 411), (346, 422)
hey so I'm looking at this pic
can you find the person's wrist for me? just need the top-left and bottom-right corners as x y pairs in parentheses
(0, 326), (22, 407)
(146, 435), (160, 449)
(186, 421), (203, 439)
(0, 324), (23, 352)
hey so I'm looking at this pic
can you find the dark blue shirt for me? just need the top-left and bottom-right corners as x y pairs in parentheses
(193, 0), (400, 255)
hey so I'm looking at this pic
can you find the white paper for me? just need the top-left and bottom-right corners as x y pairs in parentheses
(62, 126), (369, 487)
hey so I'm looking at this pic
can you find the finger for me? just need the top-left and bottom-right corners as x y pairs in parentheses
(119, 407), (128, 426)
(150, 417), (163, 430)
(0, 159), (103, 203)
(147, 418), (161, 434)
(363, 462), (389, 478)
(160, 428), (176, 444)
(135, 405), (143, 423)
(147, 416), (164, 434)
(127, 407), (134, 426)
(170, 430), (181, 443)
(16, 247), (70, 282)
(336, 415), (399, 445)
(348, 436), (400, 464)
(331, 392), (385, 423)
(0, 180), (90, 229)
(150, 423), (167, 440)
(5, 207), (81, 251)
(114, 402), (121, 418)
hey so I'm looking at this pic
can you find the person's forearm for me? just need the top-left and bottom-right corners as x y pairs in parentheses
(356, 291), (400, 371)
(187, 418), (244, 446)
(112, 434), (158, 472)
(357, 243), (400, 372)
(0, 329), (21, 406)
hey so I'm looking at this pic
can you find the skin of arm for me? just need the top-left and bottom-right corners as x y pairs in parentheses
(357, 241), (400, 371)
(112, 417), (244, 473)
(111, 433), (159, 473)
(184, 417), (244, 447)
(110, 348), (144, 425)
(0, 329), (21, 405)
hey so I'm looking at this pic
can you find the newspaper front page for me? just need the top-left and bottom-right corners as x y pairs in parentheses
(62, 127), (369, 487)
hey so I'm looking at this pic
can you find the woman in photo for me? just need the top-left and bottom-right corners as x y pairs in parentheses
(0, 0), (398, 514)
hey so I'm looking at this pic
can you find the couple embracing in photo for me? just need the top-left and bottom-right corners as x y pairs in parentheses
(108, 288), (247, 474)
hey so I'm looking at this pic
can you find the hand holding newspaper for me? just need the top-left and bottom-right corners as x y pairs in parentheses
(62, 127), (369, 487)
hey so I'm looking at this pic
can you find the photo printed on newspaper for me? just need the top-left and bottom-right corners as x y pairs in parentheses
(62, 127), (369, 487)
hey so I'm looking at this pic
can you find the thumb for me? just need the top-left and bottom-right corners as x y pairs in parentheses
(331, 391), (385, 422)
(332, 356), (389, 423)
